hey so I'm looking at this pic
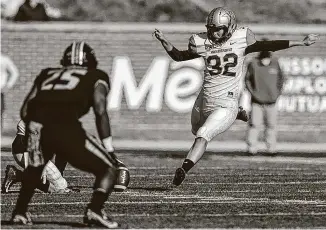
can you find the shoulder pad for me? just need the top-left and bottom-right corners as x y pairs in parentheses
(90, 68), (109, 79)
(246, 28), (256, 46)
(92, 68), (110, 91)
(189, 32), (207, 54)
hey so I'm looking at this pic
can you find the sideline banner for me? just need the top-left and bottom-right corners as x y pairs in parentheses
(1, 22), (326, 142)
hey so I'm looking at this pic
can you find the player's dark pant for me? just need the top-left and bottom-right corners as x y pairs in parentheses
(14, 123), (118, 214)
(12, 134), (67, 175)
(39, 123), (117, 179)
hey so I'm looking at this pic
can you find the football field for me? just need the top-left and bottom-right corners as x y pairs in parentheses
(1, 151), (326, 229)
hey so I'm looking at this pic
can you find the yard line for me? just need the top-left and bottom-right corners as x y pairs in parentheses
(208, 156), (326, 164)
(29, 172), (326, 178)
(61, 166), (325, 171)
(2, 189), (325, 197)
(186, 181), (326, 185)
(2, 173), (326, 180)
(2, 199), (326, 206)
(18, 212), (326, 218)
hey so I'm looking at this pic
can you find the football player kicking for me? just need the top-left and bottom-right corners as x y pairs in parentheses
(2, 120), (70, 193)
(10, 41), (127, 228)
(153, 7), (318, 186)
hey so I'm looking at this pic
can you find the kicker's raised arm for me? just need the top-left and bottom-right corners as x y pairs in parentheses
(245, 34), (319, 55)
(153, 28), (200, 61)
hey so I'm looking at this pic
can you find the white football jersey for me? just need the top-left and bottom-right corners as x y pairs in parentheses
(189, 27), (255, 108)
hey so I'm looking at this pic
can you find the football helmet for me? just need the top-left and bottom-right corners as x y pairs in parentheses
(205, 7), (237, 43)
(60, 41), (98, 69)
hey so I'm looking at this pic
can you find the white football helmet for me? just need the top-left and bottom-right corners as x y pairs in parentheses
(205, 7), (237, 43)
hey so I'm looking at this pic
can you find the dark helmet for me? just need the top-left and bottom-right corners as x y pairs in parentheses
(60, 41), (98, 69)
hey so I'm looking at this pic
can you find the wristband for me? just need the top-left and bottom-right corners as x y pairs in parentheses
(102, 136), (114, 152)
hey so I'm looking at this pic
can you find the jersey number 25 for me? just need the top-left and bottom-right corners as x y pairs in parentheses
(41, 69), (87, 90)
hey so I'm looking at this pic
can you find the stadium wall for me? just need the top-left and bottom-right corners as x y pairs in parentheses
(2, 22), (326, 143)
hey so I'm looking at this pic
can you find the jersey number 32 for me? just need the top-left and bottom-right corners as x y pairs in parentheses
(207, 53), (238, 77)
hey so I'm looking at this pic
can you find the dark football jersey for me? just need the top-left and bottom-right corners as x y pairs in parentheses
(27, 66), (110, 124)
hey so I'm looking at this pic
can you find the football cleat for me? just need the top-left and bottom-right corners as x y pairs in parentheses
(173, 167), (186, 186)
(83, 208), (119, 229)
(114, 164), (130, 192)
(10, 211), (33, 225)
(236, 106), (249, 122)
(2, 165), (21, 193)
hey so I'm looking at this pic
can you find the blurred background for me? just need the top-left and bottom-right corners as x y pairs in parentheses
(1, 0), (326, 149)
(2, 0), (326, 23)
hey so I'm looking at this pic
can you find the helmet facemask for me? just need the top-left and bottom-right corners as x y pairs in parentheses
(206, 25), (228, 43)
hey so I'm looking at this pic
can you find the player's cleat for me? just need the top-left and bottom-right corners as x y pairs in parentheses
(173, 167), (186, 186)
(2, 165), (21, 193)
(10, 211), (33, 225)
(83, 208), (119, 229)
(236, 106), (249, 122)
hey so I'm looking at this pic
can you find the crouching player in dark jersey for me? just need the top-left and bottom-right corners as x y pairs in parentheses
(2, 120), (70, 193)
(10, 41), (128, 228)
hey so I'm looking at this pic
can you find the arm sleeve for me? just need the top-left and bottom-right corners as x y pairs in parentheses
(245, 40), (290, 54)
(166, 35), (201, 61)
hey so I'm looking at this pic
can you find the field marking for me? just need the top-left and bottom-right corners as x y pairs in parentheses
(2, 198), (326, 206)
(3, 173), (326, 180)
(2, 165), (324, 171)
(5, 212), (326, 218)
(56, 166), (326, 170)
(186, 181), (326, 185)
(2, 154), (326, 165)
(40, 172), (326, 177)
(3, 189), (326, 198)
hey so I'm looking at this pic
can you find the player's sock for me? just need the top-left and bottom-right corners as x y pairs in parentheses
(88, 189), (109, 213)
(14, 166), (43, 214)
(89, 167), (116, 212)
(182, 159), (195, 173)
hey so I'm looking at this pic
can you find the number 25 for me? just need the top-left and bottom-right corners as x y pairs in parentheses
(41, 69), (85, 90)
